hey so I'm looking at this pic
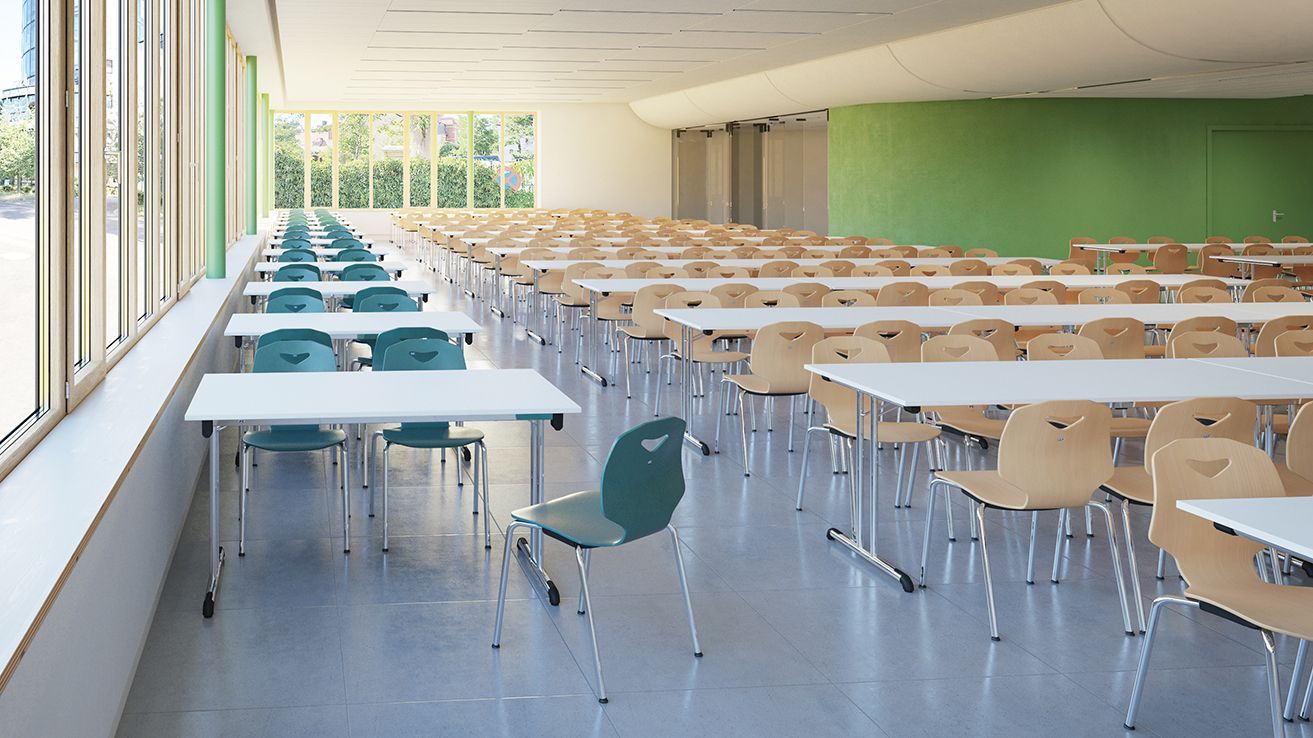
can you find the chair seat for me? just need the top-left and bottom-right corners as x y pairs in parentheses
(1110, 415), (1151, 438)
(1278, 465), (1313, 497)
(620, 325), (666, 340)
(382, 423), (484, 449)
(724, 372), (800, 396)
(1187, 581), (1313, 642)
(824, 420), (941, 444)
(680, 346), (748, 365)
(1144, 344), (1166, 358)
(511, 490), (625, 548)
(243, 427), (347, 452)
(1101, 465), (1152, 505)
(933, 407), (1006, 440)
(933, 470), (1031, 510)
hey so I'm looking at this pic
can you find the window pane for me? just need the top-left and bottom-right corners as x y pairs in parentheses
(407, 113), (430, 208)
(435, 113), (466, 208)
(472, 113), (500, 208)
(308, 113), (331, 207)
(370, 113), (402, 209)
(337, 112), (368, 208)
(272, 112), (303, 208)
(155, 0), (167, 301)
(504, 113), (534, 208)
(133, 0), (146, 319)
(0, 0), (42, 438)
(73, 0), (88, 365)
(105, 0), (123, 347)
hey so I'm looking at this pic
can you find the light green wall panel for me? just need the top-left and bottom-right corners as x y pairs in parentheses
(828, 96), (1313, 258)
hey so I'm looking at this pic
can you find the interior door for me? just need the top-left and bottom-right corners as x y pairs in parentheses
(1209, 128), (1313, 240)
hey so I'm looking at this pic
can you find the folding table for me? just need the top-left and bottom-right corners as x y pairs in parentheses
(225, 311), (483, 370)
(243, 279), (433, 306)
(185, 368), (582, 617)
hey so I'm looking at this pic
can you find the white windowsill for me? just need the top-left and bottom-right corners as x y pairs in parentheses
(0, 234), (259, 688)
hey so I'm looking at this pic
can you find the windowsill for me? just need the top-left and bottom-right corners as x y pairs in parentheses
(0, 234), (259, 690)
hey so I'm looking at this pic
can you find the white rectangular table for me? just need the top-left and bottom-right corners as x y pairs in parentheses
(253, 260), (408, 277)
(243, 280), (433, 304)
(225, 311), (483, 370)
(185, 368), (581, 617)
(1177, 497), (1313, 564)
(1212, 254), (1313, 279)
(262, 246), (391, 261)
(803, 357), (1313, 592)
(520, 257), (1057, 272)
(269, 236), (374, 247)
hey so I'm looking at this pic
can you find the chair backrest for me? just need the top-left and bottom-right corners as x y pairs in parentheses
(1077, 317), (1146, 359)
(953, 280), (1001, 305)
(266, 287), (326, 314)
(332, 248), (377, 262)
(1050, 261), (1091, 275)
(1026, 333), (1103, 361)
(1003, 287), (1058, 306)
(948, 259), (989, 277)
(1249, 285), (1304, 303)
(1198, 245), (1241, 277)
(330, 238), (363, 249)
(354, 286), (420, 313)
(1148, 438), (1281, 588)
(1239, 278), (1288, 301)
(821, 289), (876, 307)
(1274, 328), (1313, 357)
(921, 333), (999, 362)
(372, 328), (452, 369)
(1077, 286), (1131, 305)
(874, 259), (909, 275)
(998, 401), (1113, 507)
(341, 263), (391, 282)
(252, 339), (337, 374)
(919, 248), (951, 258)
(1107, 262), (1149, 275)
(1168, 330), (1247, 358)
(991, 264), (1030, 276)
(708, 283), (757, 307)
(791, 265), (834, 279)
(380, 337), (465, 371)
(964, 247), (998, 258)
(1143, 398), (1256, 477)
(647, 266), (689, 279)
(1114, 279), (1159, 304)
(273, 263), (321, 282)
(1254, 317), (1313, 356)
(279, 237), (312, 250)
(560, 262), (602, 302)
(1010, 259), (1044, 275)
(599, 417), (688, 544)
(630, 284), (682, 334)
(662, 292), (721, 345)
(1165, 316), (1238, 353)
(838, 246), (871, 258)
(743, 290), (801, 309)
(852, 265), (895, 277)
(757, 260), (798, 278)
(929, 288), (983, 307)
(1178, 286), (1232, 304)
(255, 328), (333, 351)
(277, 248), (317, 263)
(948, 319), (1016, 360)
(747, 322), (825, 394)
(782, 282), (828, 307)
(807, 338), (891, 431)
(1152, 243), (1189, 274)
(911, 264), (950, 277)
(874, 282), (929, 306)
(853, 320), (922, 362)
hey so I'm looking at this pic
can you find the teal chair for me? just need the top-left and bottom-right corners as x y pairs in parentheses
(273, 263), (321, 282)
(281, 227), (310, 236)
(341, 266), (396, 309)
(366, 338), (489, 551)
(266, 286), (325, 314)
(241, 336), (351, 555)
(330, 237), (363, 249)
(332, 248), (376, 262)
(352, 325), (448, 370)
(353, 286), (418, 313)
(279, 237), (312, 250)
(491, 417), (702, 704)
(277, 248), (317, 263)
(256, 328), (334, 351)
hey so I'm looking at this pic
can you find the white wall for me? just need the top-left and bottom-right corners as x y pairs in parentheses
(536, 103), (670, 218)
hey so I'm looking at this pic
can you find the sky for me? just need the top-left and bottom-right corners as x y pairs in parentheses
(0, 0), (24, 87)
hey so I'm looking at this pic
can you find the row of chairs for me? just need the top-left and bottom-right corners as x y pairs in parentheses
(264, 285), (419, 315)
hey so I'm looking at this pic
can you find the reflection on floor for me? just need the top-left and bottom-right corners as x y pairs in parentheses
(119, 246), (1313, 737)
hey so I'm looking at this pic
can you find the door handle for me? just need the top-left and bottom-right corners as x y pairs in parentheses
(1273, 210), (1285, 222)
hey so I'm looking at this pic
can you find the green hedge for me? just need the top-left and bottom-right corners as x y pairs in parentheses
(373, 158), (403, 209)
(273, 144), (304, 209)
(339, 160), (368, 208)
(309, 157), (332, 207)
(409, 158), (431, 207)
(436, 157), (467, 208)
(272, 149), (534, 209)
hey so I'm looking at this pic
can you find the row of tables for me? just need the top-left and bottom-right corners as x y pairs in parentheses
(185, 215), (584, 618)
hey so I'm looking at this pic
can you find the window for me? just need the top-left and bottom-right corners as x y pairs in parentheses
(270, 110), (536, 210)
(370, 112), (402, 209)
(272, 113), (303, 209)
(406, 113), (430, 208)
(104, 0), (123, 348)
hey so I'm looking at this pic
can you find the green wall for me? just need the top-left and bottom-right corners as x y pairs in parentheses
(828, 96), (1313, 258)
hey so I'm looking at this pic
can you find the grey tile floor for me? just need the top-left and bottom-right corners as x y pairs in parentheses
(119, 251), (1313, 737)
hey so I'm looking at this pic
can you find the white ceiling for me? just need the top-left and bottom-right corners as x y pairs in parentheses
(251, 0), (1063, 107)
(232, 0), (1313, 122)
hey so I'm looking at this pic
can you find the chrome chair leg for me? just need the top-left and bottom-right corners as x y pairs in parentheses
(239, 444), (249, 556)
(471, 442), (481, 515)
(796, 426), (823, 511)
(1124, 595), (1197, 729)
(1285, 640), (1309, 721)
(919, 480), (944, 587)
(902, 442), (922, 508)
(481, 442), (491, 549)
(1261, 629), (1284, 738)
(575, 546), (608, 704)
(787, 395), (796, 451)
(1089, 500), (1134, 635)
(492, 521), (532, 648)
(1026, 511), (1038, 584)
(1299, 657), (1313, 719)
(894, 444), (907, 508)
(975, 502), (1001, 641)
(1120, 499), (1147, 633)
(577, 548), (591, 614)
(668, 525), (703, 657)
(340, 442), (351, 553)
(1052, 509), (1067, 583)
(738, 391), (751, 477)
(1156, 548), (1167, 580)
(382, 443), (391, 552)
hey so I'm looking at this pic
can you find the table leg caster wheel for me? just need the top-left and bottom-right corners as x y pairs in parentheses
(461, 447), (472, 463)
(202, 593), (215, 618)
(898, 571), (915, 593)
(825, 527), (840, 541)
(547, 581), (560, 607)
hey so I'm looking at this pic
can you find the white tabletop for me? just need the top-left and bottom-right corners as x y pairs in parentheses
(185, 369), (581, 426)
(948, 302), (1288, 326)
(574, 274), (1244, 295)
(805, 357), (1313, 407)
(520, 257), (1056, 272)
(269, 236), (375, 247)
(262, 247), (392, 260)
(1177, 497), (1313, 562)
(1212, 254), (1313, 266)
(272, 227), (363, 236)
(242, 280), (433, 298)
(253, 260), (408, 274)
(1073, 242), (1301, 253)
(1190, 356), (1313, 386)
(224, 311), (482, 340)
